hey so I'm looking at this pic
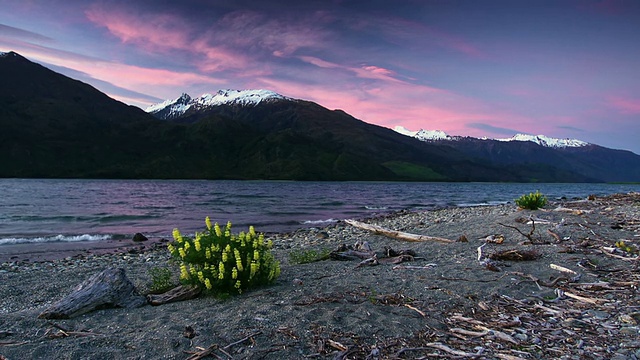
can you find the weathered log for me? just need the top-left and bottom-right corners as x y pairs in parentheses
(147, 285), (202, 306)
(39, 267), (146, 319)
(344, 219), (455, 243)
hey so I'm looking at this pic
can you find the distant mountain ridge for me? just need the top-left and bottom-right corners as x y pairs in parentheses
(394, 126), (589, 148)
(393, 127), (640, 182)
(1, 50), (639, 182)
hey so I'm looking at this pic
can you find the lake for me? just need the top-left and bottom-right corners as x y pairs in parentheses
(1, 179), (638, 245)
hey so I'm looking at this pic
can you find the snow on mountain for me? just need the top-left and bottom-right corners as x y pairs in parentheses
(393, 126), (455, 141)
(145, 89), (289, 117)
(394, 127), (588, 148)
(496, 134), (588, 148)
(145, 93), (192, 115)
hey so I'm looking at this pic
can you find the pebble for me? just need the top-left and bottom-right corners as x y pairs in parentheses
(620, 327), (640, 336)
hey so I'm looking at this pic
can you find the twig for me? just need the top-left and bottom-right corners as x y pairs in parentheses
(404, 304), (426, 317)
(186, 331), (262, 360)
(396, 343), (476, 357)
(223, 331), (262, 350)
(498, 217), (542, 243)
(392, 264), (437, 270)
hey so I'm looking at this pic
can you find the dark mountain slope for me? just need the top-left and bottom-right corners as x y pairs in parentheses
(0, 51), (602, 181)
(431, 137), (637, 182)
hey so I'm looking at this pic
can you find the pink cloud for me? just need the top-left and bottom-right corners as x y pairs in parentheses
(607, 96), (640, 115)
(254, 74), (517, 138)
(85, 4), (250, 73)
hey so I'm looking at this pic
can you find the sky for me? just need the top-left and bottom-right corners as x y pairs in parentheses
(1, 0), (639, 154)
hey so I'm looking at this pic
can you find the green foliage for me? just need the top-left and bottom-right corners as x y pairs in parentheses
(515, 191), (548, 210)
(615, 240), (638, 254)
(148, 267), (174, 293)
(168, 218), (281, 295)
(288, 248), (331, 264)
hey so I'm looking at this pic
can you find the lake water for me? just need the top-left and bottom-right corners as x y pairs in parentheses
(1, 179), (638, 245)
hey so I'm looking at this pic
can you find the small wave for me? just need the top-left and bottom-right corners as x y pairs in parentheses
(457, 200), (509, 207)
(301, 219), (339, 225)
(0, 234), (112, 245)
(96, 214), (160, 223)
(365, 205), (388, 210)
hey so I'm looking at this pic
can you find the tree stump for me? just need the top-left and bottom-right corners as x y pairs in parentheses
(39, 267), (146, 319)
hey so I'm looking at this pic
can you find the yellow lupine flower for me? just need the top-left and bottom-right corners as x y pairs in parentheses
(190, 266), (197, 276)
(267, 240), (273, 249)
(214, 223), (222, 237)
(204, 278), (212, 290)
(253, 250), (260, 261)
(234, 249), (244, 271)
(184, 241), (190, 250)
(194, 237), (201, 252)
(249, 226), (256, 237)
(218, 262), (225, 279)
(205, 248), (211, 259)
(172, 228), (183, 243)
(180, 264), (189, 279)
(232, 267), (238, 279)
(222, 250), (228, 263)
(178, 248), (186, 259)
(235, 280), (241, 289)
(198, 271), (205, 283)
(250, 262), (259, 278)
(167, 243), (175, 254)
(205, 216), (212, 230)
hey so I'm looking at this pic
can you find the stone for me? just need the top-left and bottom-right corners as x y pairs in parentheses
(132, 233), (148, 242)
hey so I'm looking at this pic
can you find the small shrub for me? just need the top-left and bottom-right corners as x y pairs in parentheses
(615, 240), (638, 254)
(289, 248), (331, 264)
(168, 218), (280, 295)
(515, 191), (548, 210)
(148, 267), (174, 293)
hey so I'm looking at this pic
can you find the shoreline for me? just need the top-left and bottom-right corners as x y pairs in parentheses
(1, 192), (639, 359)
(0, 206), (460, 264)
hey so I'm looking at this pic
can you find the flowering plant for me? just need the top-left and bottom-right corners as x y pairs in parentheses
(168, 217), (280, 295)
(515, 191), (548, 210)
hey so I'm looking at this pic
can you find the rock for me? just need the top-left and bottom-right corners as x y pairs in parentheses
(132, 233), (148, 242)
(38, 267), (146, 319)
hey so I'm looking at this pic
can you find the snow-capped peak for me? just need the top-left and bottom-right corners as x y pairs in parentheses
(496, 134), (588, 148)
(197, 89), (287, 107)
(145, 93), (191, 113)
(145, 89), (289, 119)
(394, 127), (588, 148)
(394, 126), (454, 141)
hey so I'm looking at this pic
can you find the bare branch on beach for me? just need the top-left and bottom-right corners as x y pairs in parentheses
(344, 219), (455, 243)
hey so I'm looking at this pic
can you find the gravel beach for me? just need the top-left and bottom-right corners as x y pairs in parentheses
(1, 193), (639, 359)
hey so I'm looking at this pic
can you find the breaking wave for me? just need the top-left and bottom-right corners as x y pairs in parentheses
(0, 234), (112, 245)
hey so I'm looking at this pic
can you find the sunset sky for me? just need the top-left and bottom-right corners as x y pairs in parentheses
(1, 0), (639, 154)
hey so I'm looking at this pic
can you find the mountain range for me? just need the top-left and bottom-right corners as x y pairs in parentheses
(1, 51), (639, 182)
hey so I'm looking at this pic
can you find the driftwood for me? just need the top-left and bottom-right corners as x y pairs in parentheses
(330, 242), (418, 267)
(147, 285), (202, 306)
(39, 268), (146, 319)
(344, 219), (454, 243)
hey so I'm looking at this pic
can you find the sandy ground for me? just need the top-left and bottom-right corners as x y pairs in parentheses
(1, 193), (639, 359)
